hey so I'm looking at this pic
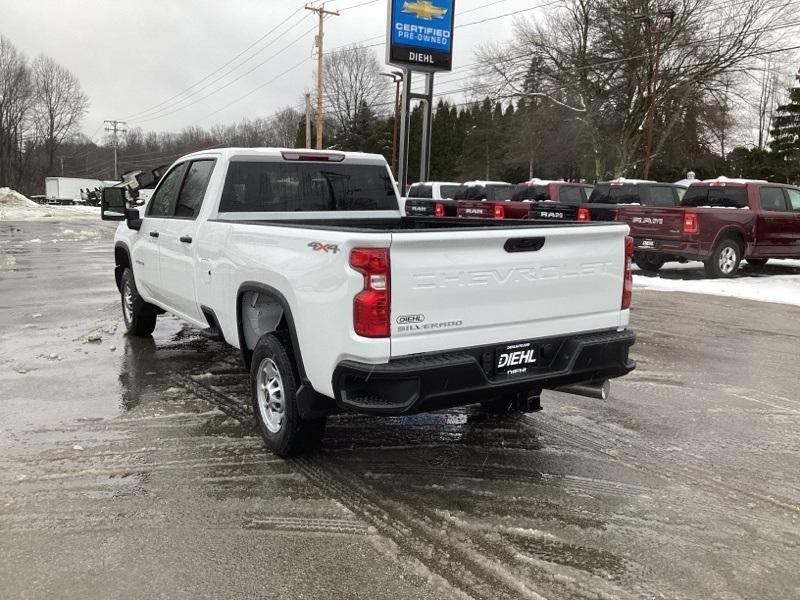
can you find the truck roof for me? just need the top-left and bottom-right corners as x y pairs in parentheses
(408, 181), (461, 186)
(518, 178), (592, 187)
(178, 147), (388, 165)
(697, 176), (768, 185)
(602, 178), (658, 185)
(462, 180), (513, 186)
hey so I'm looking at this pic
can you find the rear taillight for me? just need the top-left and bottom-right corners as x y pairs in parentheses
(682, 211), (699, 234)
(577, 207), (590, 221)
(350, 247), (390, 338)
(434, 202), (445, 217)
(622, 235), (633, 310)
(493, 204), (505, 219)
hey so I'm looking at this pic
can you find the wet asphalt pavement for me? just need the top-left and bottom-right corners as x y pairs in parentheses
(1, 220), (798, 600)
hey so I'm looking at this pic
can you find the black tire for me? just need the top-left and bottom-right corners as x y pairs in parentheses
(703, 238), (742, 278)
(250, 333), (326, 457)
(120, 268), (157, 336)
(746, 258), (769, 268)
(633, 253), (666, 272)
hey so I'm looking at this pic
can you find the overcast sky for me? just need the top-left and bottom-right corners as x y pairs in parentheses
(1, 0), (535, 142)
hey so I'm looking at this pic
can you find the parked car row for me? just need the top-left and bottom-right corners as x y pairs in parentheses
(404, 178), (687, 222)
(403, 176), (800, 278)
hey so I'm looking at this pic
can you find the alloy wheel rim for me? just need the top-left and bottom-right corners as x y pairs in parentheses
(123, 280), (134, 323)
(256, 357), (285, 434)
(719, 246), (737, 274)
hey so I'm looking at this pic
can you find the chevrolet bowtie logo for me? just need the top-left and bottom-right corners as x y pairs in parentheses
(401, 0), (447, 20)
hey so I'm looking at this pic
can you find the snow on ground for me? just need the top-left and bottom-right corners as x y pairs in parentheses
(0, 187), (100, 222)
(633, 259), (800, 307)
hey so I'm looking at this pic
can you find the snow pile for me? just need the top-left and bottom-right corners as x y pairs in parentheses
(0, 187), (40, 208)
(0, 187), (55, 220)
(0, 187), (100, 222)
(634, 259), (800, 307)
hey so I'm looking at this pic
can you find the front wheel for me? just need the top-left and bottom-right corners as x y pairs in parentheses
(250, 333), (326, 457)
(633, 253), (666, 272)
(120, 268), (157, 336)
(704, 239), (741, 278)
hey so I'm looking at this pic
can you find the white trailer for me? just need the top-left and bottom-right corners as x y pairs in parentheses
(44, 177), (118, 204)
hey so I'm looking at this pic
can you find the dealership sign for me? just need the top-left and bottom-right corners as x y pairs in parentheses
(387, 0), (455, 71)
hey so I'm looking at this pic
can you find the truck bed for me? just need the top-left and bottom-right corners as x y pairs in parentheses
(216, 216), (610, 232)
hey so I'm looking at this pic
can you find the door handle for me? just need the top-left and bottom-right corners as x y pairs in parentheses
(149, 231), (159, 238)
(179, 235), (193, 244)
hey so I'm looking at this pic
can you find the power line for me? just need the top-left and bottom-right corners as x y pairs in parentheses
(122, 2), (308, 121)
(129, 22), (317, 125)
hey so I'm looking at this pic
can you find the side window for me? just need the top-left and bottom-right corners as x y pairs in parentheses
(559, 186), (582, 204)
(147, 163), (188, 217)
(175, 160), (215, 219)
(786, 188), (800, 211)
(649, 186), (677, 207)
(759, 187), (789, 212)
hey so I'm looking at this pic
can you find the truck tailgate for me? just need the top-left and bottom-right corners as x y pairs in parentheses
(528, 202), (579, 221)
(616, 206), (685, 243)
(389, 224), (628, 357)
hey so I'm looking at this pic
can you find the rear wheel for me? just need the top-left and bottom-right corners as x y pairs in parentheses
(120, 268), (157, 336)
(250, 333), (326, 457)
(633, 253), (666, 272)
(746, 258), (768, 268)
(704, 239), (741, 278)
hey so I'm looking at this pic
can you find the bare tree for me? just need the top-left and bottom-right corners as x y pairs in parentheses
(322, 45), (388, 136)
(755, 59), (781, 149)
(270, 106), (300, 148)
(32, 55), (89, 173)
(0, 35), (33, 188)
(478, 0), (792, 178)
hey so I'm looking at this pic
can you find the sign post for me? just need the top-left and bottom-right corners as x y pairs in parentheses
(386, 0), (455, 190)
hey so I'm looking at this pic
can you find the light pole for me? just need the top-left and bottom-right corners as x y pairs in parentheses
(636, 8), (675, 179)
(381, 71), (403, 176)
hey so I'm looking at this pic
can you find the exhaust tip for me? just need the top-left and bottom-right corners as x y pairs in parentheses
(554, 379), (611, 400)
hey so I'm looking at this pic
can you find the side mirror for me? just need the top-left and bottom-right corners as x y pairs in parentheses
(101, 187), (127, 221)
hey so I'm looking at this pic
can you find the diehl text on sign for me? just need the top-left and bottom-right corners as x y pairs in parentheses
(387, 0), (455, 72)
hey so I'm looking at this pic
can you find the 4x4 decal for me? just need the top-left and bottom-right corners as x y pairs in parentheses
(308, 241), (340, 254)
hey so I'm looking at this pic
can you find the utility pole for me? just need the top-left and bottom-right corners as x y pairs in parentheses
(305, 3), (339, 149)
(58, 156), (65, 177)
(636, 9), (674, 179)
(305, 92), (312, 148)
(381, 71), (403, 175)
(104, 119), (127, 179)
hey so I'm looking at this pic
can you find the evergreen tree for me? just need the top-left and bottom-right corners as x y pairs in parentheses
(769, 72), (800, 182)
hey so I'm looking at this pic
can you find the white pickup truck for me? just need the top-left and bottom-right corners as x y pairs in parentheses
(102, 148), (636, 456)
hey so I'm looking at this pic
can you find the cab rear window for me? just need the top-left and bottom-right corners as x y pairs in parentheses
(511, 185), (549, 201)
(439, 185), (461, 199)
(219, 161), (397, 212)
(681, 186), (748, 208)
(408, 184), (432, 198)
(589, 184), (639, 204)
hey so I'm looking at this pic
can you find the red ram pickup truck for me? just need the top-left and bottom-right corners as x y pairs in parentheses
(616, 178), (800, 277)
(457, 180), (594, 221)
